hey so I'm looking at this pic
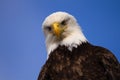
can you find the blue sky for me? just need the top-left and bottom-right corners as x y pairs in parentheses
(0, 0), (120, 80)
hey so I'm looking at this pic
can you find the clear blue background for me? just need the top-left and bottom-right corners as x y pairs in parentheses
(0, 0), (120, 80)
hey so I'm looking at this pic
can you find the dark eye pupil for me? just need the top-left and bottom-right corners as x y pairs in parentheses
(61, 20), (66, 25)
(46, 27), (52, 31)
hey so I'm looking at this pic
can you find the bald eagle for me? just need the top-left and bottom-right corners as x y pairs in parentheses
(38, 12), (120, 80)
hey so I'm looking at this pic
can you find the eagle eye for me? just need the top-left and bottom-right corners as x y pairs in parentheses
(45, 26), (52, 31)
(61, 20), (66, 25)
(61, 18), (70, 26)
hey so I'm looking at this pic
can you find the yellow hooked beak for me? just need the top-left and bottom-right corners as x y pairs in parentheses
(52, 22), (66, 37)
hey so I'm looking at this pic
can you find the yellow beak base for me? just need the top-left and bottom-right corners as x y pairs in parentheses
(52, 22), (67, 39)
(52, 22), (63, 37)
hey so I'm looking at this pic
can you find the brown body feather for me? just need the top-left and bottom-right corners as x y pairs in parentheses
(38, 42), (120, 80)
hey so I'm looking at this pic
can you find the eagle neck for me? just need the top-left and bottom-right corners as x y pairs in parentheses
(61, 30), (87, 51)
(47, 30), (87, 57)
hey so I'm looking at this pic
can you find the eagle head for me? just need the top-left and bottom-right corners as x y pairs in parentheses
(42, 12), (87, 55)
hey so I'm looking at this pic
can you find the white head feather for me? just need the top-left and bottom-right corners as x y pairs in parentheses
(42, 12), (87, 56)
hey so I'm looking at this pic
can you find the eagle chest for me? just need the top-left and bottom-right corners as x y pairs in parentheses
(48, 46), (85, 77)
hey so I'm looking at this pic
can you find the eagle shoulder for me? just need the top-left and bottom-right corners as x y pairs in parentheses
(94, 46), (120, 80)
